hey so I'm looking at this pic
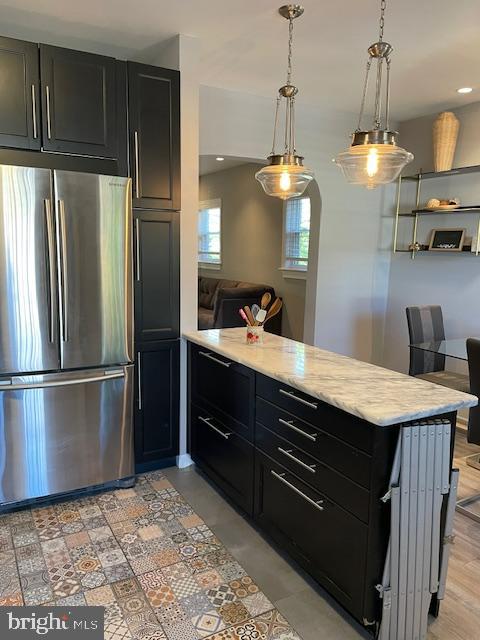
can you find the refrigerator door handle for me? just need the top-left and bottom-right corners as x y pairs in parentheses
(57, 199), (69, 342)
(0, 369), (126, 391)
(44, 199), (56, 343)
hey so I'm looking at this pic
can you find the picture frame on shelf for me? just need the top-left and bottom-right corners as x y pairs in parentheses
(428, 228), (466, 252)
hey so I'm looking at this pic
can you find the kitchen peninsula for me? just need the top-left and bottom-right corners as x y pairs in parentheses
(185, 328), (476, 635)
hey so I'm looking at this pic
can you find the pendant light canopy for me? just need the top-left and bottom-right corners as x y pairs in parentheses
(256, 5), (314, 200)
(335, 0), (413, 189)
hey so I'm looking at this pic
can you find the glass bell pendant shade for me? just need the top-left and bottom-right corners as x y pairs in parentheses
(255, 156), (314, 200)
(335, 137), (413, 189)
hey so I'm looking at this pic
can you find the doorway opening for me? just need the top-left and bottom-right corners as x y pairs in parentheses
(196, 155), (320, 342)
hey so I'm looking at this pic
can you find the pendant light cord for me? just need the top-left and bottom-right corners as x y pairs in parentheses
(379, 0), (386, 42)
(286, 16), (294, 86)
(356, 60), (371, 132)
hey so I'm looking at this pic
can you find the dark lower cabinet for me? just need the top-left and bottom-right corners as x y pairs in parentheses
(0, 36), (40, 150)
(190, 404), (254, 515)
(190, 344), (255, 441)
(128, 62), (180, 210)
(254, 450), (367, 621)
(255, 422), (370, 523)
(187, 342), (403, 628)
(134, 340), (179, 468)
(134, 210), (179, 342)
(40, 44), (118, 158)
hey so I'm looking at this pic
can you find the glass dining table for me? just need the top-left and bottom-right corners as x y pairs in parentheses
(409, 338), (472, 361)
(411, 337), (480, 522)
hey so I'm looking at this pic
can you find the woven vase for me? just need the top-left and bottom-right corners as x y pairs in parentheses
(433, 111), (459, 172)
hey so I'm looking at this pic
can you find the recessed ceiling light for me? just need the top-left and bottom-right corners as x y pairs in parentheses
(216, 157), (225, 161)
(457, 87), (473, 94)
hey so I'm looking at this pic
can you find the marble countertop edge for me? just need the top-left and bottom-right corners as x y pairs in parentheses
(183, 329), (478, 427)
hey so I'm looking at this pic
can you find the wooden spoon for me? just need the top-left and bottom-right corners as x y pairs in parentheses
(243, 306), (255, 326)
(260, 292), (271, 310)
(264, 298), (282, 324)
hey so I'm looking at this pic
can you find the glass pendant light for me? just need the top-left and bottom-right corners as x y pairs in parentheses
(256, 5), (314, 200)
(335, 0), (413, 188)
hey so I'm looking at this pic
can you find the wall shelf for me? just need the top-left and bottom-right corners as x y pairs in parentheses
(404, 164), (480, 181)
(393, 173), (480, 258)
(399, 248), (479, 256)
(398, 206), (480, 218)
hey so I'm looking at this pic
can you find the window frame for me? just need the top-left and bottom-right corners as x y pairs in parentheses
(280, 196), (311, 279)
(198, 198), (222, 270)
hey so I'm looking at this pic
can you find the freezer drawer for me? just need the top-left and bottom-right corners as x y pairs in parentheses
(0, 366), (134, 505)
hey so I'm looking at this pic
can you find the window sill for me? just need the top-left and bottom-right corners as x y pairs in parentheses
(278, 268), (308, 280)
(199, 262), (222, 271)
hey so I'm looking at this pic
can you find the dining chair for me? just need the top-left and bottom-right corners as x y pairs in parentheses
(466, 338), (480, 446)
(456, 338), (480, 523)
(405, 305), (470, 393)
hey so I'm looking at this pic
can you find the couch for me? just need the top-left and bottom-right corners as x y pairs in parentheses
(198, 276), (282, 334)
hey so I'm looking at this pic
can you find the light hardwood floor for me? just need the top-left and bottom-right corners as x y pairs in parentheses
(428, 429), (480, 640)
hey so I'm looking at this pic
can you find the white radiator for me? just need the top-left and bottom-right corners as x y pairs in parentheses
(377, 419), (458, 640)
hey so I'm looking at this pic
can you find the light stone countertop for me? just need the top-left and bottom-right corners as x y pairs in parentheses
(184, 328), (477, 427)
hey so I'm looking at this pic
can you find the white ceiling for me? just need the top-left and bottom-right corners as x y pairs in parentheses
(1, 0), (480, 120)
(199, 156), (261, 176)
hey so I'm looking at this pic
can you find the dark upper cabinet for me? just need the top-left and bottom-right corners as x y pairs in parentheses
(134, 210), (179, 342)
(135, 340), (179, 465)
(40, 45), (117, 158)
(128, 62), (180, 210)
(0, 36), (40, 150)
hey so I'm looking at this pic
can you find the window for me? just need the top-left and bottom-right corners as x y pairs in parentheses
(198, 199), (221, 267)
(282, 197), (311, 272)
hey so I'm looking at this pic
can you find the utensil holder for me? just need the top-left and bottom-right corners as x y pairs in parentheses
(246, 325), (264, 345)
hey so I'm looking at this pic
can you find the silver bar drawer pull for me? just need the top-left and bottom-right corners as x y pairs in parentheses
(278, 447), (316, 473)
(278, 418), (317, 442)
(198, 416), (232, 440)
(31, 84), (38, 138)
(271, 470), (324, 511)
(134, 130), (140, 197)
(199, 351), (232, 368)
(135, 218), (141, 282)
(46, 85), (52, 139)
(279, 388), (318, 409)
(137, 352), (142, 411)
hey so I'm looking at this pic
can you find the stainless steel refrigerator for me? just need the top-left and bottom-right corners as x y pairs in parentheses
(0, 165), (134, 506)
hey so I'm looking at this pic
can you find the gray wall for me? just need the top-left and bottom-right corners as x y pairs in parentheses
(198, 162), (309, 341)
(383, 101), (480, 374)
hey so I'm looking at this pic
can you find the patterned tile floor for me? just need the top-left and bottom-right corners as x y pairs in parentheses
(0, 471), (301, 640)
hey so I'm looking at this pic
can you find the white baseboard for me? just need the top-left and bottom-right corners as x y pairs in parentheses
(176, 453), (194, 469)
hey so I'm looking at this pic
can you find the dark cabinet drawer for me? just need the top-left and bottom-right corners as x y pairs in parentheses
(256, 397), (371, 488)
(191, 404), (254, 515)
(190, 344), (254, 441)
(256, 374), (374, 454)
(255, 423), (369, 523)
(254, 450), (367, 622)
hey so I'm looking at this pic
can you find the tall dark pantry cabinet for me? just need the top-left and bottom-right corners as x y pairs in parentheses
(129, 62), (181, 470)
(0, 34), (181, 473)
